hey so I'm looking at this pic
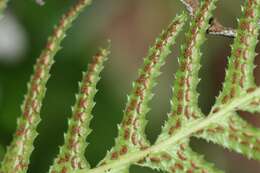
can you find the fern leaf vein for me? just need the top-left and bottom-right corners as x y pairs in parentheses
(216, 0), (260, 106)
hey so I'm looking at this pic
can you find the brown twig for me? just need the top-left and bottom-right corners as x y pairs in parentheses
(180, 0), (236, 37)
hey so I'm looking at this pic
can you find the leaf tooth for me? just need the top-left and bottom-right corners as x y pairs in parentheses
(121, 12), (187, 145)
(196, 113), (260, 160)
(97, 13), (187, 172)
(49, 46), (110, 172)
(240, 86), (260, 113)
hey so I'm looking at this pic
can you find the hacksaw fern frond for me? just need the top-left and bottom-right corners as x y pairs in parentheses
(1, 0), (260, 173)
(97, 13), (187, 173)
(193, 0), (260, 162)
(196, 113), (260, 160)
(49, 47), (110, 173)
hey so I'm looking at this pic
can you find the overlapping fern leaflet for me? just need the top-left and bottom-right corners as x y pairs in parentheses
(139, 0), (224, 172)
(196, 0), (260, 161)
(77, 88), (260, 173)
(0, 0), (92, 173)
(49, 48), (110, 173)
(2, 0), (260, 173)
(97, 13), (187, 173)
(76, 0), (260, 172)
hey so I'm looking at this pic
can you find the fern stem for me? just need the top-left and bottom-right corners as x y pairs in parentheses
(119, 12), (187, 147)
(139, 1), (260, 171)
(0, 1), (92, 173)
(76, 88), (260, 173)
(196, 114), (260, 160)
(136, 1), (224, 172)
(49, 47), (110, 172)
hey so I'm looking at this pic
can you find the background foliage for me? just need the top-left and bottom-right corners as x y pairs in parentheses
(0, 0), (259, 172)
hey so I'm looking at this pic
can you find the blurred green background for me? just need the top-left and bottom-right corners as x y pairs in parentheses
(0, 0), (259, 172)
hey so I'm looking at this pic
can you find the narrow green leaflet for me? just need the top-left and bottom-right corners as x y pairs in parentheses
(49, 48), (110, 172)
(159, 0), (217, 141)
(184, 0), (260, 165)
(195, 0), (260, 162)
(1, 0), (260, 173)
(76, 88), (260, 173)
(143, 0), (223, 172)
(0, 1), (93, 173)
(196, 113), (260, 160)
(215, 0), (260, 106)
(97, 13), (187, 173)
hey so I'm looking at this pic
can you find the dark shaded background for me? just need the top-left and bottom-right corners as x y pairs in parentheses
(0, 0), (259, 172)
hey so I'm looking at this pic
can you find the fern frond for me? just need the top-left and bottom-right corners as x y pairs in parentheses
(49, 47), (110, 173)
(0, 1), (92, 172)
(196, 113), (260, 160)
(195, 0), (260, 158)
(175, 1), (260, 163)
(120, 12), (187, 149)
(216, 0), (260, 106)
(97, 13), (187, 171)
(77, 87), (260, 173)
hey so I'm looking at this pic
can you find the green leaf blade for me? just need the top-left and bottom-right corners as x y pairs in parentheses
(159, 0), (218, 142)
(49, 47), (110, 172)
(0, 1), (93, 172)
